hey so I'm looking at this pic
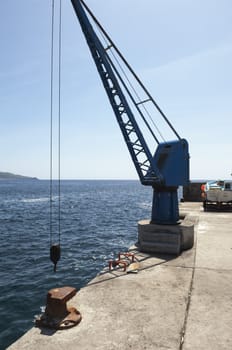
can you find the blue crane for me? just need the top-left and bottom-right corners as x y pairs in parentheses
(70, 0), (189, 225)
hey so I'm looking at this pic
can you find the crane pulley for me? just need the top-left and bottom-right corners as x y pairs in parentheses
(70, 0), (190, 224)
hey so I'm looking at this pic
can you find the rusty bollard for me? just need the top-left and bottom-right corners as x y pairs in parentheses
(35, 286), (82, 330)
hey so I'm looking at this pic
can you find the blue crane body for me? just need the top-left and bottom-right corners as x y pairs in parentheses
(71, 0), (189, 225)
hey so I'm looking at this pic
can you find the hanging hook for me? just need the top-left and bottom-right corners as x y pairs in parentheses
(50, 244), (61, 272)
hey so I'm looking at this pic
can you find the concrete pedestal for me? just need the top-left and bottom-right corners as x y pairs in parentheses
(138, 215), (195, 255)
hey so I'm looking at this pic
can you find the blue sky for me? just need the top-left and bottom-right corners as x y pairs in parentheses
(0, 0), (231, 180)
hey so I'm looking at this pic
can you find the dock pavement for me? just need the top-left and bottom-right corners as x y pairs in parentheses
(8, 202), (232, 349)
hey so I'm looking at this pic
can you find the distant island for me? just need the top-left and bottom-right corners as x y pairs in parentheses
(0, 172), (38, 180)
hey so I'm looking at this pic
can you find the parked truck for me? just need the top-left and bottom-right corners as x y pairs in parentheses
(202, 180), (232, 210)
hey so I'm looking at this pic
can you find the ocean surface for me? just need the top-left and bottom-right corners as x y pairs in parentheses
(0, 179), (152, 349)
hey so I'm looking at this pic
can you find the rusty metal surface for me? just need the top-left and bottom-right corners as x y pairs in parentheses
(47, 286), (77, 302)
(35, 286), (81, 330)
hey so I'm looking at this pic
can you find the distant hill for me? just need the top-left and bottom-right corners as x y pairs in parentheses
(0, 172), (38, 180)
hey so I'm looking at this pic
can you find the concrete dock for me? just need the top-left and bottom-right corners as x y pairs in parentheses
(8, 202), (232, 349)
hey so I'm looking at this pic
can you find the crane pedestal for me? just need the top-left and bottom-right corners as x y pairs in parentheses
(151, 187), (179, 225)
(137, 215), (194, 255)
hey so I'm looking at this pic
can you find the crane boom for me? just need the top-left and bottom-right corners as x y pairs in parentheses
(71, 0), (190, 224)
(71, 0), (162, 185)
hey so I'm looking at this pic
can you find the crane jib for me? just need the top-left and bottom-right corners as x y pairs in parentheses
(71, 0), (163, 184)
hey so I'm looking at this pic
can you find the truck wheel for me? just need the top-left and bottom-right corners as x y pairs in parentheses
(203, 200), (207, 212)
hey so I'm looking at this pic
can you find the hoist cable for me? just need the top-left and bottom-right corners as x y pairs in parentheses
(58, 0), (62, 245)
(105, 49), (161, 144)
(96, 26), (163, 144)
(111, 52), (166, 143)
(80, 0), (181, 141)
(49, 0), (62, 271)
(96, 24), (165, 143)
(50, 0), (55, 247)
(107, 46), (166, 143)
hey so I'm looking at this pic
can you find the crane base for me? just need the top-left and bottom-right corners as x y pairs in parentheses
(137, 215), (195, 255)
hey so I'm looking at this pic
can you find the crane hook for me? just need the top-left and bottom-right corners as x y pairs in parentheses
(50, 244), (61, 272)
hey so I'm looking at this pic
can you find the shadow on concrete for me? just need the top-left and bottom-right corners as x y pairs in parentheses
(86, 248), (177, 288)
(38, 327), (57, 337)
(203, 205), (232, 213)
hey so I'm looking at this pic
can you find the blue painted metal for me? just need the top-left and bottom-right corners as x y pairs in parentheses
(150, 139), (189, 224)
(152, 188), (179, 224)
(70, 0), (190, 224)
(151, 139), (189, 187)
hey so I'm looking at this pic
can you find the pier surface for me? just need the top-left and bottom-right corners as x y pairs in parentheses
(8, 202), (232, 349)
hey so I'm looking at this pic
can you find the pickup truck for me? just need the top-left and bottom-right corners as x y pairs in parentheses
(202, 180), (232, 210)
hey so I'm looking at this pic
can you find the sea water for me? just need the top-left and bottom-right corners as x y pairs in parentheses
(0, 180), (152, 349)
